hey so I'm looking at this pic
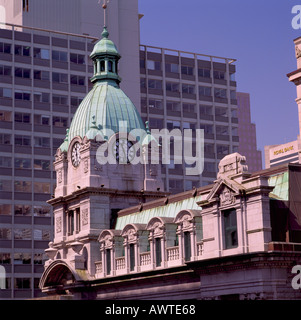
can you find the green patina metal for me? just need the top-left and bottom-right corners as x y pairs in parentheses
(60, 26), (147, 150)
(268, 171), (289, 201)
(115, 195), (203, 230)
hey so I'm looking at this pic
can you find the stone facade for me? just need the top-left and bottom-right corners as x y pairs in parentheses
(40, 152), (301, 300)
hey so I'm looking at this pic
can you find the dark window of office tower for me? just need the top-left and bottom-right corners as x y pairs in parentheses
(147, 60), (161, 71)
(34, 70), (50, 81)
(0, 64), (11, 76)
(0, 88), (12, 98)
(199, 86), (212, 97)
(0, 42), (11, 54)
(214, 70), (225, 80)
(52, 50), (68, 62)
(148, 79), (162, 90)
(181, 65), (193, 76)
(15, 91), (30, 101)
(198, 68), (211, 78)
(70, 53), (85, 64)
(52, 72), (68, 84)
(53, 116), (68, 127)
(15, 45), (30, 56)
(15, 112), (30, 123)
(15, 67), (31, 79)
(53, 94), (68, 105)
(15, 204), (31, 216)
(33, 48), (50, 60)
(70, 75), (85, 86)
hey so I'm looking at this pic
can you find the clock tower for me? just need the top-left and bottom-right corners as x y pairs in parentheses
(42, 25), (165, 280)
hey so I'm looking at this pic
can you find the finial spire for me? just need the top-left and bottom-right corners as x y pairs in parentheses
(100, 0), (110, 27)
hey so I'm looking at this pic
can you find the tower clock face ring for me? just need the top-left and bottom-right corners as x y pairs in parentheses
(112, 138), (135, 164)
(71, 142), (81, 167)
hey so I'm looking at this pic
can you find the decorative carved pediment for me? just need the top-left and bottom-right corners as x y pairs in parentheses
(296, 46), (301, 59)
(219, 186), (235, 207)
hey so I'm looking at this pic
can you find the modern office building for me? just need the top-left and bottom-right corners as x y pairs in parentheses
(139, 45), (239, 192)
(236, 92), (262, 172)
(264, 140), (299, 169)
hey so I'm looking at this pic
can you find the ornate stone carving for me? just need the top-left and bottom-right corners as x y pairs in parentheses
(58, 170), (62, 183)
(55, 217), (62, 233)
(83, 159), (89, 173)
(220, 187), (235, 206)
(296, 46), (301, 59)
(128, 229), (136, 241)
(82, 208), (89, 225)
(104, 235), (113, 247)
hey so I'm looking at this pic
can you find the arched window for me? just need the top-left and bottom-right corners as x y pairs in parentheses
(108, 60), (113, 72)
(82, 247), (88, 270)
(100, 60), (105, 72)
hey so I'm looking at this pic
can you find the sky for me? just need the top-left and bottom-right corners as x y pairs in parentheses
(138, 0), (301, 166)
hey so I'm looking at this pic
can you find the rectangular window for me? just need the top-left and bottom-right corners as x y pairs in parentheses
(216, 125), (229, 135)
(147, 60), (161, 71)
(0, 156), (12, 168)
(147, 99), (162, 109)
(14, 181), (31, 193)
(14, 158), (31, 169)
(0, 42), (11, 54)
(0, 64), (12, 76)
(33, 48), (50, 60)
(200, 105), (213, 115)
(214, 70), (225, 80)
(68, 211), (74, 235)
(70, 75), (85, 86)
(15, 67), (31, 79)
(198, 68), (211, 78)
(52, 72), (68, 84)
(166, 82), (179, 92)
(165, 63), (179, 73)
(34, 92), (50, 103)
(76, 208), (81, 233)
(15, 135), (31, 146)
(155, 238), (162, 267)
(214, 88), (227, 99)
(0, 228), (11, 239)
(106, 249), (111, 275)
(15, 112), (31, 123)
(0, 133), (11, 145)
(184, 231), (191, 262)
(71, 96), (83, 106)
(140, 78), (146, 88)
(34, 229), (50, 241)
(215, 107), (228, 117)
(14, 253), (31, 264)
(15, 91), (30, 101)
(34, 205), (50, 217)
(181, 65), (193, 76)
(167, 101), (180, 112)
(0, 180), (12, 192)
(53, 94), (68, 105)
(52, 50), (67, 62)
(223, 209), (238, 249)
(149, 118), (163, 129)
(34, 137), (50, 147)
(182, 84), (195, 94)
(148, 79), (162, 90)
(14, 278), (31, 289)
(0, 253), (11, 264)
(34, 182), (50, 194)
(200, 124), (213, 135)
(199, 86), (212, 97)
(34, 253), (47, 265)
(34, 70), (50, 81)
(0, 88), (12, 98)
(15, 45), (30, 57)
(70, 53), (85, 64)
(217, 144), (229, 155)
(34, 159), (50, 171)
(14, 204), (31, 216)
(129, 244), (135, 271)
(183, 103), (195, 113)
(14, 228), (31, 240)
(53, 116), (68, 127)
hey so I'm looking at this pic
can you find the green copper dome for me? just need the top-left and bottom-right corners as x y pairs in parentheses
(62, 26), (147, 149)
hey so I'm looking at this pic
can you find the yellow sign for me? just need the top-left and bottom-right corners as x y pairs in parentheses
(273, 145), (294, 156)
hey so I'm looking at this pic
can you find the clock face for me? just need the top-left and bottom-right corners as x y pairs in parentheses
(71, 142), (81, 167)
(113, 139), (135, 164)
